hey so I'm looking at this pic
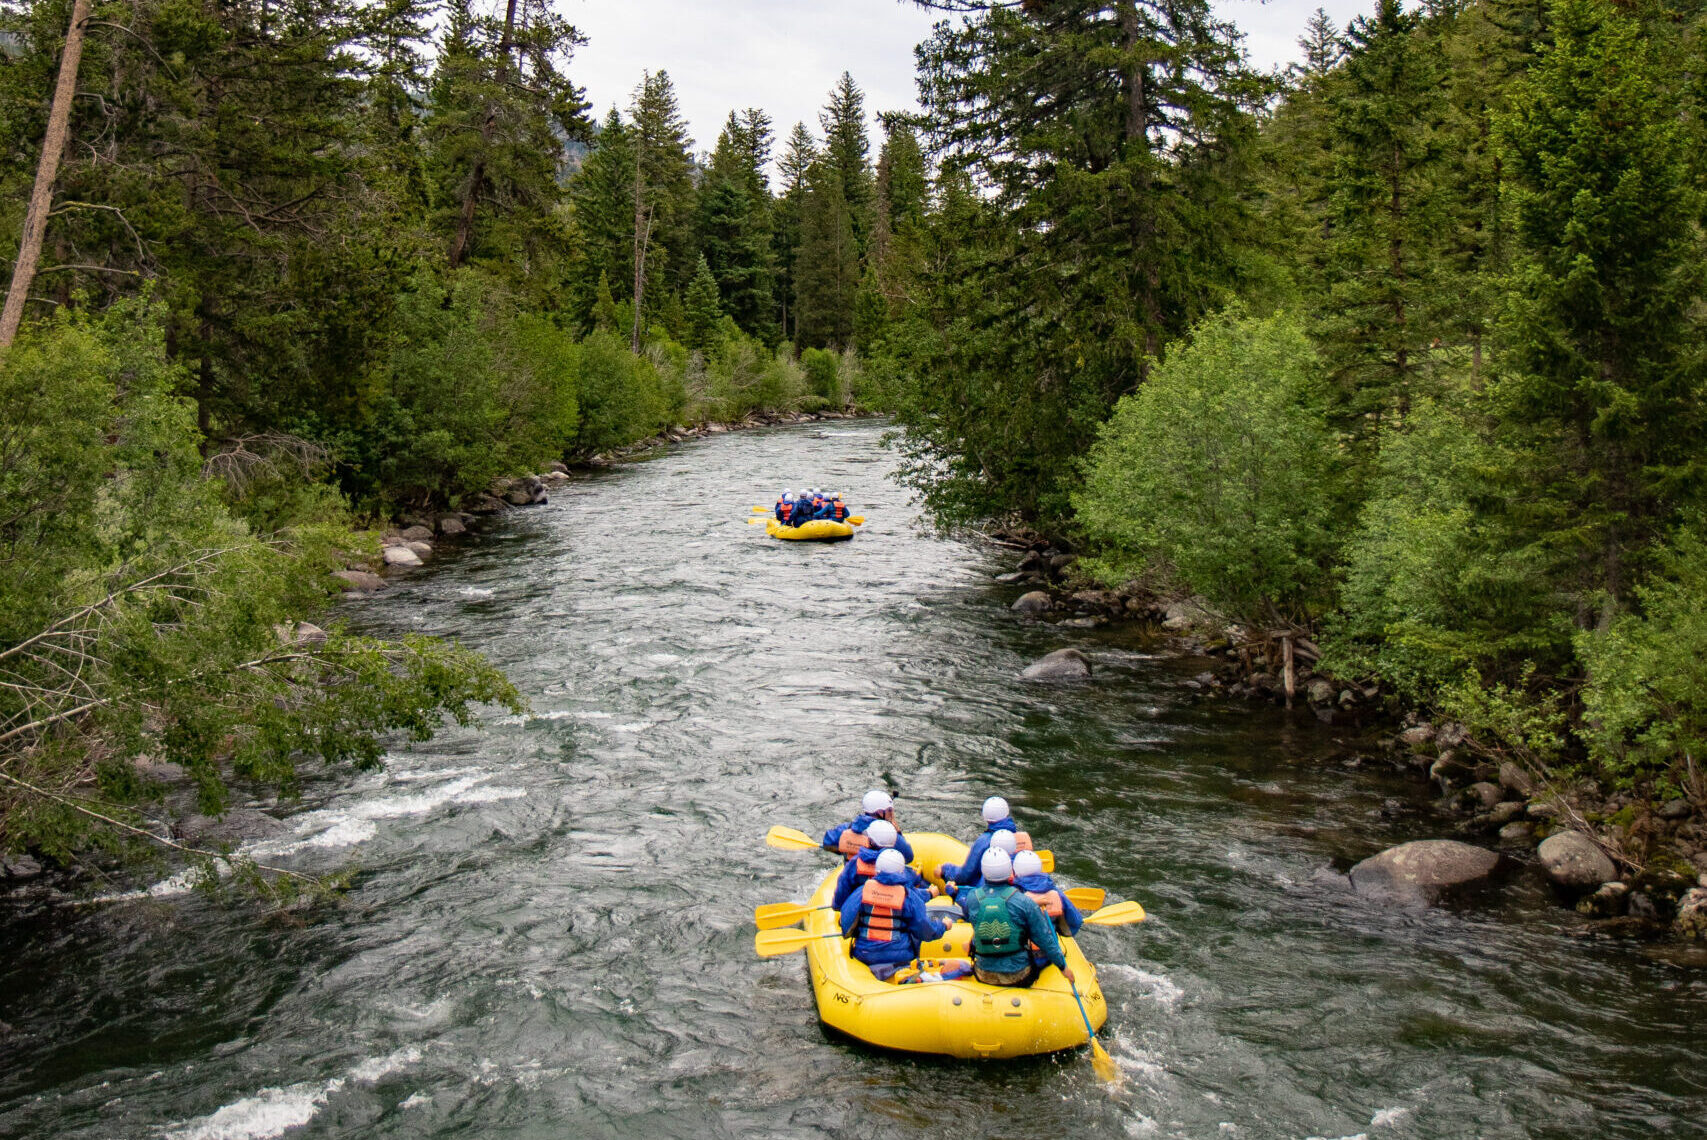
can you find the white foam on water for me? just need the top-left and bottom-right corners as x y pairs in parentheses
(1370, 1107), (1410, 1128)
(1098, 964), (1185, 1008)
(645, 653), (682, 665)
(1122, 1115), (1160, 1137)
(457, 587), (494, 598)
(611, 723), (651, 733)
(398, 1092), (432, 1110)
(386, 765), (484, 783)
(163, 1047), (422, 1140)
(576, 710), (613, 719)
(454, 786), (527, 805)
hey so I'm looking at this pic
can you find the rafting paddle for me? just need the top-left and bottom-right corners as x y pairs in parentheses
(1081, 900), (1146, 926)
(1068, 977), (1121, 1084)
(764, 825), (824, 852)
(754, 901), (831, 929)
(754, 928), (845, 957)
(1065, 887), (1105, 911)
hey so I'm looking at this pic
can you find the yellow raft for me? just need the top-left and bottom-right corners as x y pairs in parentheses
(766, 517), (856, 542)
(799, 831), (1108, 1059)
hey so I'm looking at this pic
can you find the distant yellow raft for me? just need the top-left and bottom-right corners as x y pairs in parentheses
(801, 831), (1108, 1059)
(766, 517), (856, 542)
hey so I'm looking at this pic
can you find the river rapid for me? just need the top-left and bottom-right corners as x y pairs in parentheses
(2, 421), (1704, 1139)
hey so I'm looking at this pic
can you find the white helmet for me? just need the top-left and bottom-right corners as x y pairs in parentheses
(865, 820), (899, 848)
(1013, 850), (1044, 879)
(862, 789), (893, 815)
(980, 848), (1013, 883)
(875, 848), (907, 876)
(990, 830), (1018, 855)
(982, 796), (1010, 823)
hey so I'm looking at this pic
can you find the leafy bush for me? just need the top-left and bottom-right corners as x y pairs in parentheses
(1577, 524), (1707, 785)
(1074, 308), (1343, 624)
(0, 304), (519, 877)
(801, 347), (842, 405)
(1323, 397), (1573, 697)
(354, 271), (578, 510)
(572, 328), (671, 455)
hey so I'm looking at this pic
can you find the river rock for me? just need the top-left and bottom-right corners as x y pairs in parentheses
(1498, 820), (1534, 845)
(382, 545), (421, 567)
(1348, 839), (1500, 904)
(1498, 761), (1535, 798)
(1537, 832), (1617, 892)
(1050, 554), (1078, 573)
(1675, 887), (1707, 940)
(1060, 616), (1102, 628)
(287, 622), (327, 646)
(406, 540), (433, 559)
(1021, 648), (1091, 681)
(1466, 781), (1503, 810)
(1577, 880), (1628, 918)
(1658, 799), (1694, 821)
(1429, 753), (1474, 791)
(994, 572), (1028, 584)
(2, 854), (43, 880)
(332, 569), (386, 591)
(1303, 678), (1333, 705)
(1012, 590), (1052, 615)
(174, 809), (288, 847)
(1161, 598), (1208, 631)
(549, 460), (569, 474)
(1018, 549), (1048, 573)
(437, 514), (466, 536)
(468, 493), (506, 514)
(1399, 723), (1435, 749)
(400, 525), (433, 543)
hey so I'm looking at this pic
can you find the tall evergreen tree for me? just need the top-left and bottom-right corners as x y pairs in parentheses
(627, 70), (695, 348)
(683, 254), (724, 351)
(795, 163), (859, 349)
(819, 73), (874, 249)
(569, 109), (638, 327)
(773, 122), (819, 341)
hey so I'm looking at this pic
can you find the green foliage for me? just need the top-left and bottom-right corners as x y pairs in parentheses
(800, 347), (841, 404)
(683, 255), (724, 352)
(571, 329), (671, 454)
(354, 272), (578, 511)
(1578, 525), (1707, 783)
(0, 305), (520, 866)
(1075, 309), (1342, 624)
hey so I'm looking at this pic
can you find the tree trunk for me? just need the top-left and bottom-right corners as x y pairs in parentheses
(632, 158), (648, 354)
(448, 0), (518, 269)
(0, 0), (92, 349)
(1282, 636), (1296, 710)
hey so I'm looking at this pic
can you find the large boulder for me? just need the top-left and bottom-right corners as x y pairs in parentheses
(1306, 678), (1336, 705)
(2, 854), (43, 880)
(1012, 591), (1052, 615)
(331, 569), (386, 592)
(1349, 839), (1501, 904)
(1537, 831), (1617, 892)
(399, 525), (433, 543)
(437, 514), (467, 536)
(1498, 761), (1534, 798)
(405, 540), (433, 559)
(1021, 648), (1091, 681)
(382, 545), (422, 567)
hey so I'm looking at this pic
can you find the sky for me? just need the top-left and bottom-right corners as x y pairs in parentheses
(565, 0), (1374, 168)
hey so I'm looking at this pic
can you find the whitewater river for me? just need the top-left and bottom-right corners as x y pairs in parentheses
(2, 421), (1704, 1139)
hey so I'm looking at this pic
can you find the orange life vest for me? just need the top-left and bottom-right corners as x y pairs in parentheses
(836, 829), (871, 858)
(779, 500), (794, 523)
(1026, 888), (1064, 918)
(857, 879), (907, 942)
(854, 853), (883, 879)
(832, 500), (847, 521)
(1012, 830), (1033, 852)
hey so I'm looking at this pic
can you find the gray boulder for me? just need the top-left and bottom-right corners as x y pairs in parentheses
(1466, 781), (1503, 810)
(468, 494), (506, 514)
(1577, 880), (1628, 918)
(1498, 821), (1534, 845)
(399, 524), (433, 543)
(1349, 839), (1501, 904)
(1658, 799), (1694, 821)
(1012, 591), (1052, 615)
(332, 569), (386, 591)
(1537, 831), (1617, 892)
(1489, 800), (1527, 825)
(382, 545), (422, 567)
(1307, 678), (1336, 705)
(405, 540), (433, 559)
(2, 854), (43, 880)
(1498, 761), (1535, 798)
(437, 515), (466, 536)
(1398, 723), (1435, 748)
(1021, 648), (1091, 681)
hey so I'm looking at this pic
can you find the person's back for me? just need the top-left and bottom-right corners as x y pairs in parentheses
(939, 796), (1030, 886)
(839, 849), (948, 980)
(776, 491), (795, 525)
(830, 820), (927, 908)
(1012, 849), (1083, 936)
(963, 849), (1070, 987)
(822, 790), (916, 863)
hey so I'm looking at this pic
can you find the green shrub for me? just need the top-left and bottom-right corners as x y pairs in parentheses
(1074, 308), (1343, 625)
(801, 347), (842, 404)
(573, 328), (670, 454)
(1577, 524), (1707, 785)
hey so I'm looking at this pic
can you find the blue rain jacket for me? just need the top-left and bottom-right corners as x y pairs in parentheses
(839, 869), (949, 967)
(821, 814), (915, 863)
(963, 884), (1067, 976)
(940, 817), (1018, 886)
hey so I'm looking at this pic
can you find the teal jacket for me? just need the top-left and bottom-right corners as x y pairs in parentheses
(964, 884), (1067, 975)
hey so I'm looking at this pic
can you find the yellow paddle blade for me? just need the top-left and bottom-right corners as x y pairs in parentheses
(848, 515), (865, 526)
(747, 516), (767, 524)
(1090, 1038), (1121, 1084)
(1083, 900), (1146, 926)
(753, 901), (821, 930)
(1038, 850), (1055, 873)
(754, 927), (840, 957)
(752, 505), (768, 513)
(764, 825), (822, 852)
(1065, 887), (1105, 911)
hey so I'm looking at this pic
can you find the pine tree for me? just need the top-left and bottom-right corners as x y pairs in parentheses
(795, 163), (859, 349)
(592, 269), (621, 332)
(1493, 0), (1705, 615)
(1298, 7), (1345, 77)
(1316, 0), (1451, 452)
(773, 123), (819, 341)
(570, 109), (638, 324)
(683, 255), (724, 352)
(819, 73), (873, 250)
(628, 70), (695, 349)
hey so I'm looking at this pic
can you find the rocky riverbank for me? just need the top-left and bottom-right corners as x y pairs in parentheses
(989, 531), (1707, 943)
